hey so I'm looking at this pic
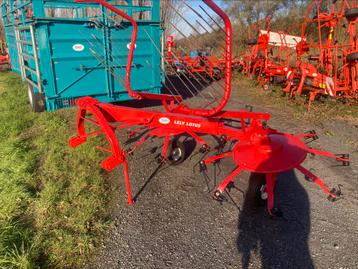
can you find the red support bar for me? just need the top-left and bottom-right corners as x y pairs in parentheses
(172, 0), (233, 117)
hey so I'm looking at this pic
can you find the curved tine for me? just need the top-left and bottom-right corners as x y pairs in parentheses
(102, 13), (211, 103)
(184, 2), (226, 46)
(102, 12), (219, 99)
(183, 2), (226, 51)
(89, 48), (128, 90)
(168, 21), (225, 89)
(165, 27), (226, 104)
(142, 28), (218, 105)
(101, 14), (187, 99)
(144, 60), (188, 101)
(77, 30), (128, 89)
(199, 4), (226, 34)
(296, 165), (335, 197)
(170, 48), (225, 97)
(87, 31), (130, 86)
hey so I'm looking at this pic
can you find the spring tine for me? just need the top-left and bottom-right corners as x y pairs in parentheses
(102, 12), (210, 101)
(170, 4), (225, 59)
(184, 2), (226, 46)
(78, 29), (127, 83)
(168, 2), (202, 37)
(199, 5), (226, 34)
(89, 48), (127, 89)
(145, 60), (187, 100)
(99, 13), (212, 105)
(167, 21), (225, 87)
(142, 28), (217, 105)
(164, 27), (226, 100)
(102, 9), (224, 109)
(86, 30), (133, 90)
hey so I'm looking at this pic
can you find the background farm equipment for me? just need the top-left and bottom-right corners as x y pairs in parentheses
(166, 41), (225, 80)
(284, 0), (358, 107)
(239, 17), (301, 90)
(69, 0), (349, 217)
(0, 41), (10, 68)
(1, 0), (162, 112)
(0, 48), (10, 66)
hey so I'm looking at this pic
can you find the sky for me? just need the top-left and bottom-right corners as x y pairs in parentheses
(171, 0), (226, 38)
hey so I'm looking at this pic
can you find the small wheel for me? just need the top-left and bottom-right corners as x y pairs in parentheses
(246, 173), (267, 207)
(345, 8), (358, 21)
(167, 139), (186, 165)
(346, 52), (358, 63)
(27, 84), (45, 112)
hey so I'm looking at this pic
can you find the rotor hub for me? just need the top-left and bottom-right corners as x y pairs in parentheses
(233, 133), (307, 174)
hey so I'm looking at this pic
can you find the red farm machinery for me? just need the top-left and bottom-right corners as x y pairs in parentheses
(283, 0), (358, 107)
(68, 0), (350, 217)
(238, 17), (302, 90)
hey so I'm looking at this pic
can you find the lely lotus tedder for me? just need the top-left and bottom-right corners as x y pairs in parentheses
(68, 0), (349, 217)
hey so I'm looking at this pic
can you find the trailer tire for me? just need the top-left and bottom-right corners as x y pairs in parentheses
(346, 52), (358, 63)
(27, 84), (45, 112)
(345, 8), (358, 21)
(246, 39), (257, 45)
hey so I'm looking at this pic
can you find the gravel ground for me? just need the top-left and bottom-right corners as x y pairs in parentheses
(83, 81), (358, 269)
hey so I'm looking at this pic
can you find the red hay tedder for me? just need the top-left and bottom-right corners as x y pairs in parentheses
(69, 0), (349, 217)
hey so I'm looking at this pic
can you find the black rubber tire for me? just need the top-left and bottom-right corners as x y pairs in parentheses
(27, 84), (45, 112)
(246, 173), (267, 207)
(167, 139), (186, 165)
(346, 52), (358, 63)
(345, 8), (358, 21)
(246, 39), (257, 46)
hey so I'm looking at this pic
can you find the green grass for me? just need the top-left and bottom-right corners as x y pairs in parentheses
(234, 73), (358, 123)
(0, 72), (112, 268)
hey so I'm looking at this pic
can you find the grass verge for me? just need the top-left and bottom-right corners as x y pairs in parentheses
(0, 72), (111, 268)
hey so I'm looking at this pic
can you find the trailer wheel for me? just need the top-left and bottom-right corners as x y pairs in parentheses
(346, 52), (358, 63)
(345, 8), (358, 21)
(246, 39), (257, 46)
(168, 139), (186, 165)
(27, 84), (45, 112)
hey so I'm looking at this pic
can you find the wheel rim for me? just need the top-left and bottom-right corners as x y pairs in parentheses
(171, 147), (182, 162)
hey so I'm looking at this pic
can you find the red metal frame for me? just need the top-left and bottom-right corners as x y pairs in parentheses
(70, 0), (349, 216)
